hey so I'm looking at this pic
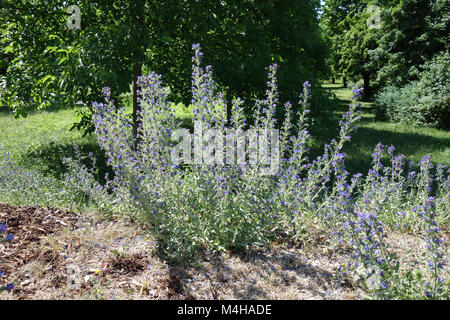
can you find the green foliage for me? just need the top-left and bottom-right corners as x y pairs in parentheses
(321, 0), (364, 80)
(1, 0), (327, 132)
(322, 0), (449, 100)
(371, 0), (450, 89)
(321, 0), (380, 100)
(375, 85), (422, 123)
(340, 3), (380, 99)
(147, 0), (329, 121)
(375, 52), (450, 129)
(0, 0), (150, 125)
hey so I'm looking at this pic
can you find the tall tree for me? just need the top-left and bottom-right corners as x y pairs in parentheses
(1, 0), (327, 132)
(0, 0), (149, 136)
(322, 1), (384, 99)
(340, 2), (380, 100)
(320, 0), (364, 86)
(147, 0), (328, 122)
(370, 0), (449, 89)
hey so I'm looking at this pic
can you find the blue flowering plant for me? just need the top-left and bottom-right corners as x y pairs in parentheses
(0, 153), (84, 209)
(0, 223), (14, 292)
(1, 44), (448, 299)
(0, 223), (13, 244)
(63, 44), (448, 272)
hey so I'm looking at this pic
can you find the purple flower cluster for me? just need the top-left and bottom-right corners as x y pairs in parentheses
(0, 223), (14, 292)
(417, 196), (445, 298)
(44, 44), (450, 280)
(0, 223), (14, 243)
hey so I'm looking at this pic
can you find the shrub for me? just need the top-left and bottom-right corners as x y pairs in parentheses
(374, 84), (423, 124)
(1, 44), (449, 299)
(375, 52), (450, 129)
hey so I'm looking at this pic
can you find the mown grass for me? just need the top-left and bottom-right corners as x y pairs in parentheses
(1, 84), (449, 180)
(0, 106), (95, 176)
(0, 100), (189, 171)
(314, 82), (450, 174)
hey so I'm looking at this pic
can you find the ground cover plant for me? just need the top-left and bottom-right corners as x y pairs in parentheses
(2, 45), (448, 300)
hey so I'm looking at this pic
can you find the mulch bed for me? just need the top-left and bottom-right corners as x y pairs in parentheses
(0, 203), (180, 300)
(0, 203), (81, 295)
(5, 202), (421, 300)
(0, 203), (357, 300)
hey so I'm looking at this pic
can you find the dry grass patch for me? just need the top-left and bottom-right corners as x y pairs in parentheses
(1, 204), (448, 300)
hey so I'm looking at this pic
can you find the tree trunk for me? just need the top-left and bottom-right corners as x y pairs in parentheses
(132, 58), (142, 143)
(131, 0), (145, 145)
(362, 73), (372, 101)
(331, 76), (335, 84)
(226, 90), (233, 127)
(343, 76), (347, 88)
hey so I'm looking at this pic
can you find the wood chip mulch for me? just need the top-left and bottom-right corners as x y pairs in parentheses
(0, 203), (81, 294)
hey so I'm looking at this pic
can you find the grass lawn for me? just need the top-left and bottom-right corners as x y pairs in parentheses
(0, 106), (95, 176)
(318, 82), (450, 174)
(0, 102), (191, 179)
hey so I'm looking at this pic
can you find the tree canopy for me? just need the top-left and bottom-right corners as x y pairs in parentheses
(371, 0), (450, 89)
(0, 0), (327, 132)
(321, 0), (450, 99)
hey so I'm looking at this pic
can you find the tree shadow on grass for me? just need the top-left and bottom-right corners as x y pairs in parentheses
(311, 85), (449, 175)
(307, 109), (449, 175)
(21, 139), (112, 185)
(17, 112), (196, 186)
(344, 126), (449, 173)
(0, 102), (82, 116)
